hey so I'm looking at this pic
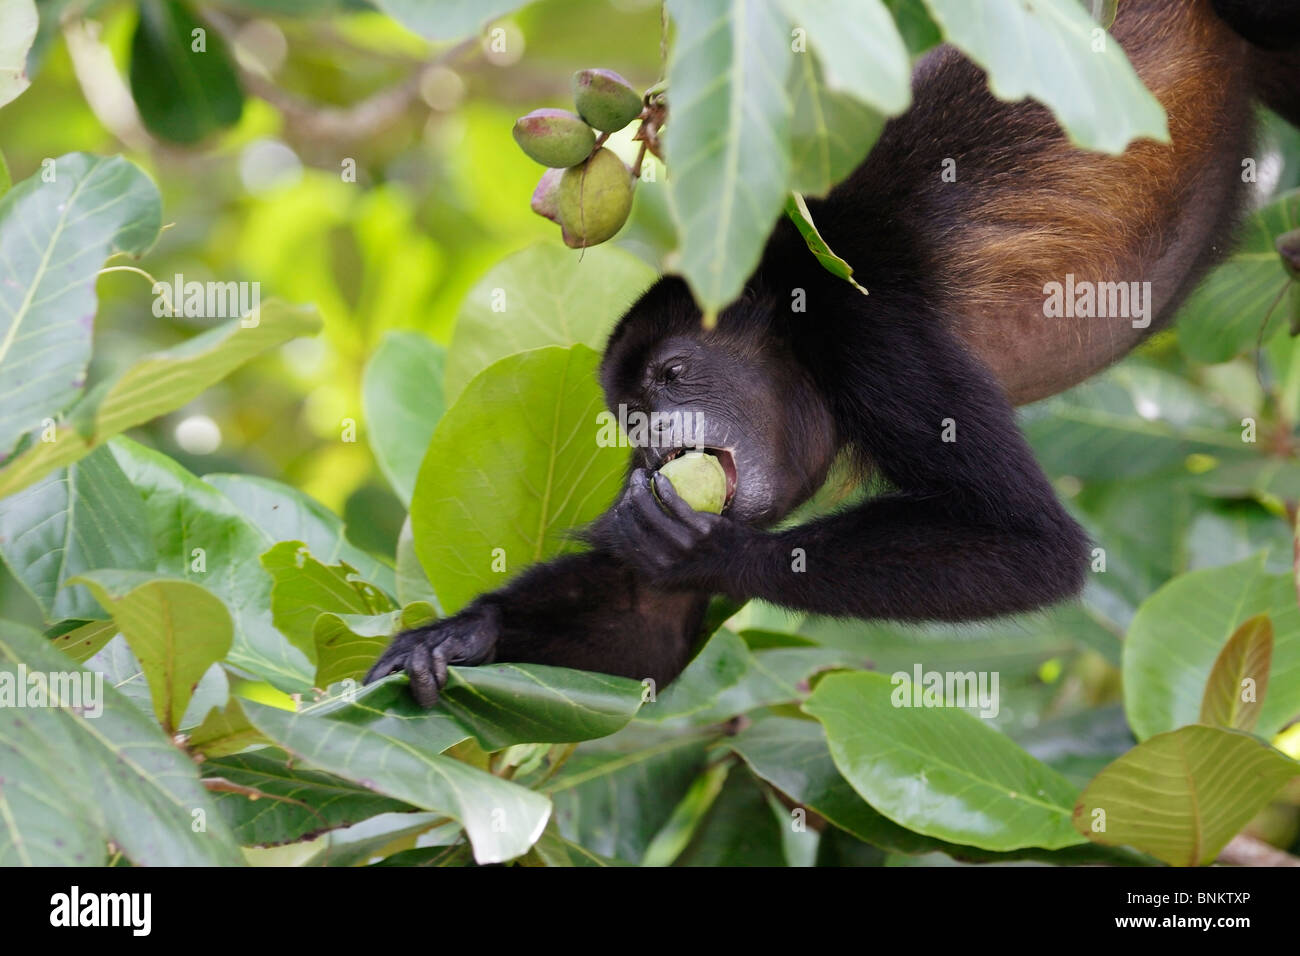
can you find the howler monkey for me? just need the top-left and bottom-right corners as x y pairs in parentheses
(369, 0), (1300, 705)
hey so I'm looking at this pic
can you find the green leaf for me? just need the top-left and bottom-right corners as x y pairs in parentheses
(0, 0), (37, 107)
(784, 193), (868, 293)
(243, 700), (551, 864)
(436, 663), (644, 750)
(298, 678), (470, 754)
(786, 50), (885, 197)
(918, 0), (1167, 153)
(1022, 365), (1244, 481)
(0, 149), (9, 197)
(1124, 555), (1300, 740)
(362, 330), (446, 506)
(0, 153), (161, 459)
(664, 0), (793, 312)
(188, 696), (267, 759)
(411, 345), (626, 613)
(108, 438), (314, 692)
(373, 0), (532, 41)
(640, 760), (732, 867)
(775, 0), (910, 115)
(638, 628), (750, 722)
(1199, 614), (1273, 733)
(71, 570), (233, 732)
(548, 729), (712, 863)
(204, 749), (413, 847)
(733, 716), (1137, 863)
(524, 825), (627, 867)
(1074, 725), (1299, 866)
(49, 619), (118, 663)
(0, 301), (322, 499)
(0, 619), (244, 865)
(204, 471), (395, 598)
(675, 767), (788, 866)
(733, 716), (947, 855)
(1176, 191), (1300, 362)
(395, 516), (438, 609)
(804, 671), (1085, 851)
(314, 610), (402, 687)
(443, 243), (655, 405)
(129, 0), (244, 143)
(259, 540), (394, 665)
(0, 445), (154, 622)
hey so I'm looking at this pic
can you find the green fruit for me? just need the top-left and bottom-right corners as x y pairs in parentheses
(573, 69), (643, 132)
(656, 452), (727, 514)
(1279, 228), (1300, 280)
(531, 168), (563, 223)
(512, 109), (596, 168)
(557, 147), (634, 248)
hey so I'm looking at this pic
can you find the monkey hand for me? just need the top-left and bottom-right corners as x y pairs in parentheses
(594, 467), (746, 589)
(364, 603), (500, 707)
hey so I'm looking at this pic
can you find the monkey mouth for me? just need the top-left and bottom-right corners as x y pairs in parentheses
(659, 446), (738, 506)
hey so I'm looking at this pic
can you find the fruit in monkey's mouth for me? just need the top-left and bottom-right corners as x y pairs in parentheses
(656, 451), (729, 514)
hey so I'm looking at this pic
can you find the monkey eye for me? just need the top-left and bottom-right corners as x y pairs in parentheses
(660, 362), (685, 383)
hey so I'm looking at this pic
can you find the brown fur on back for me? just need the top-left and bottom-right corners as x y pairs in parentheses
(922, 0), (1253, 403)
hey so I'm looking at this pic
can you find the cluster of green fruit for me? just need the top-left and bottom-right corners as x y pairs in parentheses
(513, 69), (645, 248)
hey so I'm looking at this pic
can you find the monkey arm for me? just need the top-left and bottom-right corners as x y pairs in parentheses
(365, 550), (710, 705)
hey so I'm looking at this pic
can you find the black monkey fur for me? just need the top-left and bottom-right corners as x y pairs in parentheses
(369, 0), (1300, 706)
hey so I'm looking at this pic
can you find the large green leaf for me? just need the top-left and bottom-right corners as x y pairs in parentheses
(675, 767), (788, 866)
(1199, 614), (1272, 733)
(664, 0), (793, 313)
(1176, 191), (1300, 363)
(204, 472), (395, 597)
(0, 620), (244, 865)
(919, 0), (1167, 153)
(435, 663), (644, 750)
(443, 243), (655, 404)
(297, 678), (470, 754)
(204, 749), (413, 847)
(129, 0), (244, 143)
(1022, 365), (1244, 480)
(786, 49), (886, 197)
(733, 716), (1136, 863)
(0, 153), (161, 459)
(72, 570), (233, 732)
(1074, 725), (1299, 866)
(0, 301), (321, 499)
(260, 540), (394, 665)
(804, 671), (1085, 851)
(0, 0), (37, 107)
(775, 0), (909, 115)
(243, 700), (551, 864)
(547, 728), (712, 863)
(108, 438), (314, 692)
(362, 330), (446, 505)
(1124, 554), (1300, 741)
(373, 0), (533, 40)
(411, 345), (626, 613)
(0, 445), (154, 622)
